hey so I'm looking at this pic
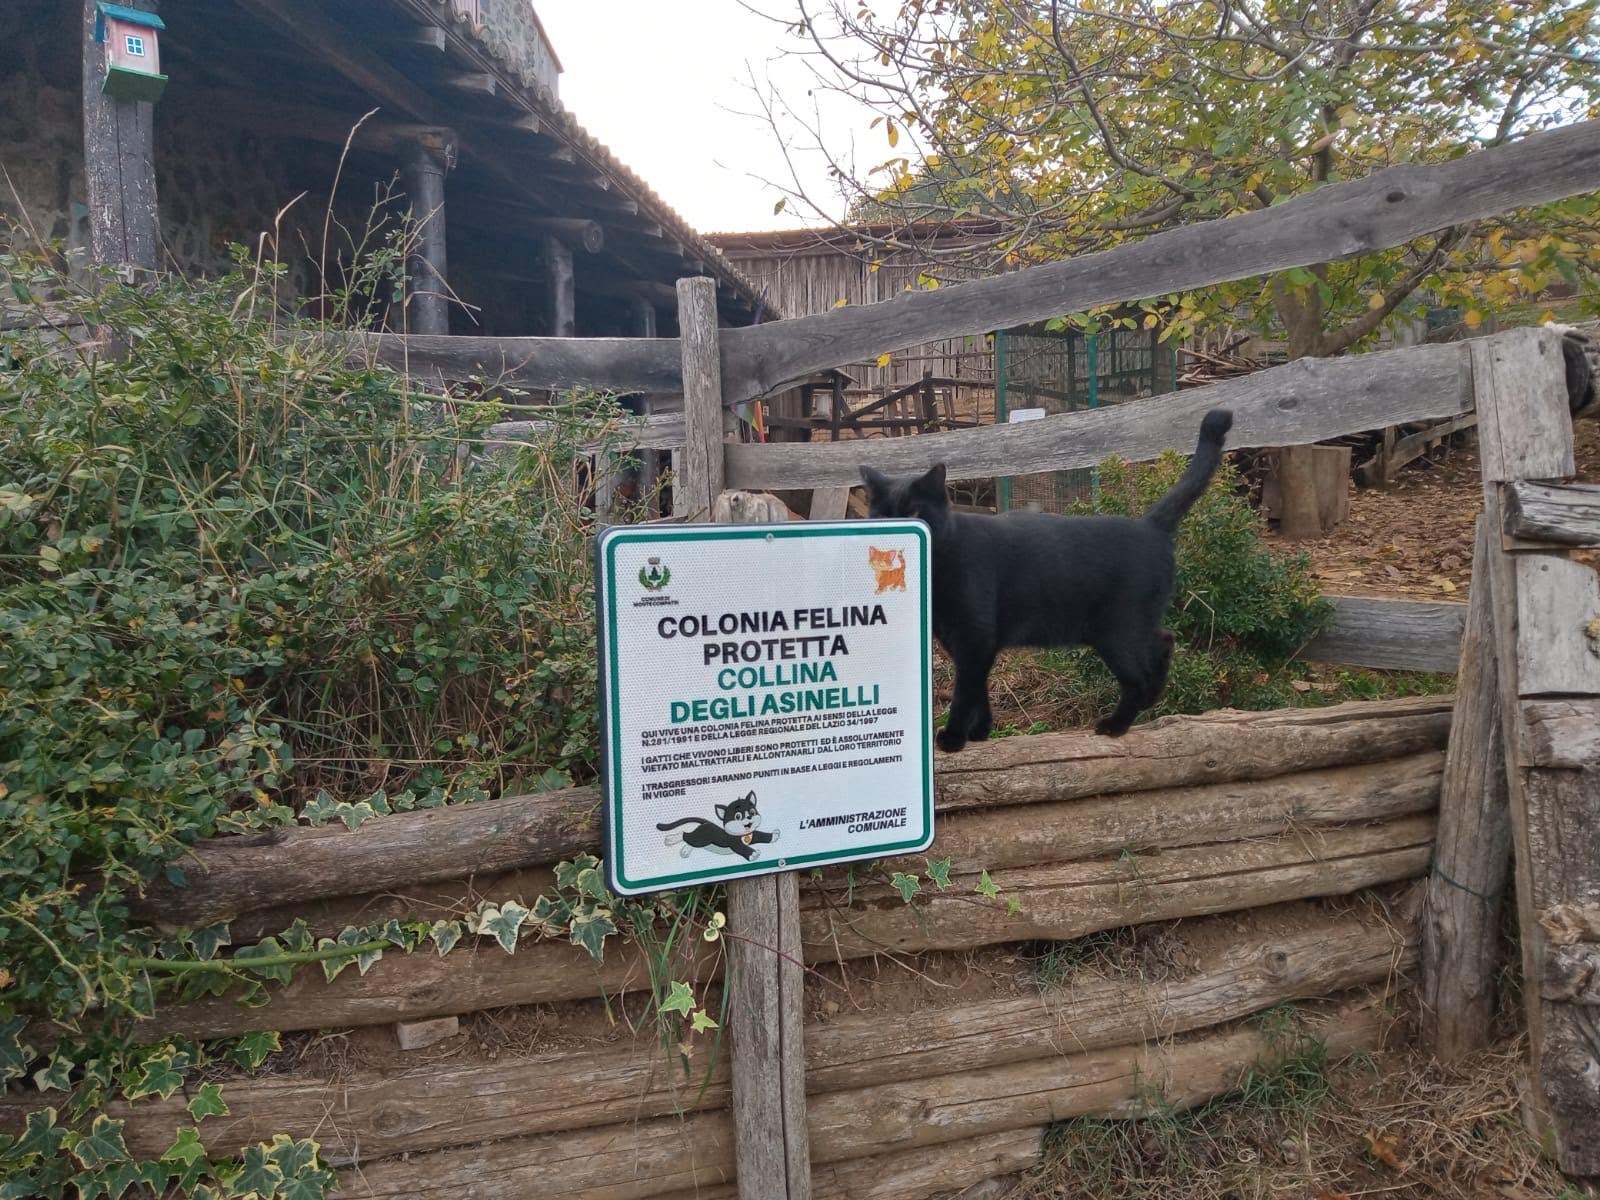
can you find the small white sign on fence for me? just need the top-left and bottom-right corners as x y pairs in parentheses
(596, 520), (934, 895)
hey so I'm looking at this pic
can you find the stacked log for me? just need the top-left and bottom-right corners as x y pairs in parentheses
(3, 697), (1448, 1199)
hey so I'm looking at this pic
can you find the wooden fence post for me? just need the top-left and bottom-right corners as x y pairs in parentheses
(81, 0), (160, 271)
(1421, 515), (1511, 1059)
(401, 142), (451, 336)
(1471, 325), (1600, 1176)
(676, 276), (813, 1200)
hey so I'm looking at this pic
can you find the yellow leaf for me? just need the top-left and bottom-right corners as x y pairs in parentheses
(876, 352), (892, 368)
(868, 260), (880, 274)
(887, 122), (899, 148)
(832, 298), (848, 309)
(1463, 309), (1484, 329)
(1368, 292), (1386, 310)
(1439, 579), (1457, 593)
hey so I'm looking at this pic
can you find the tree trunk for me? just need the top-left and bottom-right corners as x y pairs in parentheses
(1267, 268), (1351, 539)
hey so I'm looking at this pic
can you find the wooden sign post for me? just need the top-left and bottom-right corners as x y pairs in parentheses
(1471, 325), (1600, 1175)
(676, 276), (813, 1199)
(82, 0), (162, 271)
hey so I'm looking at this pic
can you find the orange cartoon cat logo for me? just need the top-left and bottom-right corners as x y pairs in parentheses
(867, 546), (907, 593)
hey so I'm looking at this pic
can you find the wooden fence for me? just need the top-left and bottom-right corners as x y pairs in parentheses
(7, 117), (1598, 1198)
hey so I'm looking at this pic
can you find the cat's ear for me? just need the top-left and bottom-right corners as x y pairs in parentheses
(913, 463), (948, 497)
(714, 803), (728, 820)
(744, 791), (757, 804)
(859, 465), (891, 495)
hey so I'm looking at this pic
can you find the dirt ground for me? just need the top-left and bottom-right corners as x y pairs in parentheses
(1264, 417), (1600, 602)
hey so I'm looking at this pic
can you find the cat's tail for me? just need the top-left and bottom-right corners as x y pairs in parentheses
(1143, 409), (1233, 536)
(656, 818), (703, 831)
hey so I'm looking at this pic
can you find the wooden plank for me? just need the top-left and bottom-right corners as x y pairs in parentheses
(1520, 699), (1600, 768)
(681, 272), (810, 1200)
(726, 341), (1472, 490)
(718, 120), (1600, 398)
(480, 411), (686, 455)
(136, 817), (1433, 1042)
(1475, 327), (1577, 483)
(348, 332), (682, 394)
(1505, 480), (1600, 548)
(81, 0), (160, 271)
(1423, 518), (1511, 1060)
(220, 752), (1441, 946)
(1475, 324), (1600, 1176)
(808, 487), (851, 521)
(1513, 555), (1600, 696)
(125, 698), (1448, 931)
(402, 144), (450, 336)
(1301, 595), (1467, 674)
(676, 277), (727, 522)
(30, 907), (1410, 1167)
(545, 235), (576, 339)
(329, 998), (1389, 1199)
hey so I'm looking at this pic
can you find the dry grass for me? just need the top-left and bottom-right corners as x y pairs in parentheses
(1003, 1026), (1594, 1200)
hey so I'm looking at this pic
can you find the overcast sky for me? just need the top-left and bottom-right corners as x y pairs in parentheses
(537, 1), (852, 234)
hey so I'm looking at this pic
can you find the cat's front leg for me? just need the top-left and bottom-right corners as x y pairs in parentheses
(939, 649), (996, 753)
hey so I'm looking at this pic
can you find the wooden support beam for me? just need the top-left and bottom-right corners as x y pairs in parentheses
(444, 71), (496, 96)
(1472, 325), (1600, 1177)
(717, 119), (1600, 399)
(677, 275), (811, 1200)
(401, 143), (450, 336)
(81, 0), (160, 271)
(403, 25), (446, 51)
(542, 235), (575, 339)
(164, 87), (457, 160)
(1504, 480), (1600, 547)
(1301, 595), (1466, 674)
(1422, 518), (1511, 1061)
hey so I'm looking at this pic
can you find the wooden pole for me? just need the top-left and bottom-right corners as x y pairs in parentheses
(402, 143), (450, 336)
(631, 296), (660, 517)
(81, 0), (160, 271)
(1471, 325), (1600, 1177)
(676, 276), (812, 1200)
(1421, 516), (1511, 1060)
(544, 235), (576, 339)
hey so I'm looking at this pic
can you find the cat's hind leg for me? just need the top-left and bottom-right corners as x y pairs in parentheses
(1091, 632), (1169, 738)
(939, 646), (997, 753)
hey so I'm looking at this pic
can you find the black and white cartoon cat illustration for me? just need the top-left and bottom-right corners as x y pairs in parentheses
(657, 791), (780, 861)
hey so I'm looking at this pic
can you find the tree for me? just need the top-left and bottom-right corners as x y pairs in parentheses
(760, 0), (1600, 355)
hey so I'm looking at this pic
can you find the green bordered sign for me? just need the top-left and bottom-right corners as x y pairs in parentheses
(597, 520), (933, 896)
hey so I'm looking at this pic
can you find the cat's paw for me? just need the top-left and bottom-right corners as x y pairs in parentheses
(967, 719), (992, 743)
(749, 848), (761, 860)
(679, 845), (694, 858)
(1094, 716), (1132, 738)
(770, 831), (780, 842)
(936, 727), (968, 753)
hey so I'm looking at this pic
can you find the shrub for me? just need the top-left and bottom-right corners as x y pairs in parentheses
(0, 251), (615, 1026)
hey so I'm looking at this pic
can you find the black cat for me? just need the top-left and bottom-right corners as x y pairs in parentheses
(861, 409), (1233, 751)
(657, 791), (779, 861)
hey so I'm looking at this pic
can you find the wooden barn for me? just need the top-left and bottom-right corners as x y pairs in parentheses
(1, 0), (774, 341)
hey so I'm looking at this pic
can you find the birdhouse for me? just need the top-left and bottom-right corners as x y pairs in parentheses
(94, 4), (167, 103)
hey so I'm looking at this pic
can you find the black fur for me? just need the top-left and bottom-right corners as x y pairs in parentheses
(1555, 324), (1599, 420)
(657, 791), (779, 861)
(861, 409), (1233, 750)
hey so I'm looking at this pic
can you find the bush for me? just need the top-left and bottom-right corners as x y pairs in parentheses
(976, 451), (1348, 728)
(0, 251), (615, 1026)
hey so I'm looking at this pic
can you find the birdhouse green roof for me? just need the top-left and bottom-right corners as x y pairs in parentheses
(95, 4), (166, 38)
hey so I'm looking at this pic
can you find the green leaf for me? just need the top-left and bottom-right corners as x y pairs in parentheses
(235, 937), (294, 986)
(568, 910), (617, 961)
(124, 1053), (184, 1101)
(336, 801), (378, 831)
(161, 1126), (208, 1168)
(276, 917), (313, 955)
(336, 925), (385, 976)
(16, 1107), (65, 1158)
(574, 867), (609, 901)
(0, 1015), (35, 1086)
(1006, 896), (1024, 916)
(188, 921), (232, 961)
(32, 1053), (74, 1093)
(690, 1009), (719, 1033)
(300, 790), (339, 826)
(68, 1115), (130, 1169)
(380, 919), (410, 949)
(234, 1144), (283, 1197)
(316, 937), (353, 983)
(277, 1166), (336, 1200)
(100, 1161), (147, 1200)
(889, 871), (921, 903)
(660, 980), (696, 1018)
(267, 1133), (318, 1177)
(229, 1030), (281, 1072)
(924, 858), (953, 890)
(187, 1083), (230, 1121)
(428, 920), (463, 956)
(478, 902), (529, 954)
(974, 869), (1001, 899)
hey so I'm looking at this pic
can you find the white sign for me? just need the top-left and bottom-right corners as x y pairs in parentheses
(1008, 407), (1046, 423)
(596, 520), (934, 896)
